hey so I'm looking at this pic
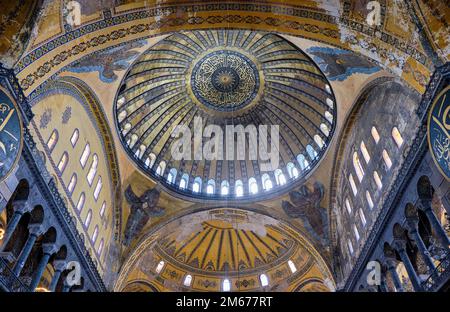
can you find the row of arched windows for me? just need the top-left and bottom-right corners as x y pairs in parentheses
(139, 146), (322, 197)
(46, 128), (106, 257)
(154, 258), (299, 290)
(345, 126), (404, 255)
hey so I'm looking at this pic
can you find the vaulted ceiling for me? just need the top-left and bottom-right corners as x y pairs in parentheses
(9, 0), (448, 291)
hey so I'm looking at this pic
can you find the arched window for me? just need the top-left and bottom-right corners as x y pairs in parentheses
(260, 274), (269, 287)
(100, 201), (106, 217)
(80, 143), (90, 168)
(359, 209), (367, 227)
(70, 129), (79, 147)
(67, 174), (77, 194)
(221, 180), (229, 195)
(392, 127), (403, 147)
(373, 171), (382, 190)
(353, 224), (360, 241)
(87, 154), (98, 185)
(286, 162), (299, 179)
(353, 152), (365, 182)
(192, 177), (202, 193)
(288, 260), (297, 273)
(177, 174), (188, 189)
(274, 169), (286, 185)
(128, 133), (138, 149)
(306, 145), (318, 161)
(349, 174), (357, 196)
(93, 176), (102, 200)
(366, 191), (374, 209)
(371, 126), (380, 144)
(326, 98), (334, 109)
(314, 134), (324, 149)
(262, 174), (273, 191)
(345, 198), (352, 214)
(347, 239), (354, 255)
(76, 193), (85, 212)
(235, 180), (244, 197)
(137, 145), (146, 159)
(297, 154), (309, 171)
(167, 168), (177, 184)
(155, 161), (166, 176)
(382, 149), (392, 169)
(117, 110), (127, 122)
(183, 275), (192, 287)
(47, 130), (58, 152)
(206, 179), (215, 194)
(117, 96), (126, 107)
(320, 123), (330, 137)
(325, 111), (333, 123)
(84, 210), (92, 229)
(97, 238), (104, 255)
(360, 141), (370, 164)
(57, 152), (69, 173)
(222, 279), (231, 292)
(122, 123), (131, 136)
(92, 225), (99, 243)
(145, 153), (156, 168)
(248, 177), (258, 194)
(155, 260), (165, 274)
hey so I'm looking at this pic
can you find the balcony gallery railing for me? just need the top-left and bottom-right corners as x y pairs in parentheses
(0, 257), (31, 292)
(422, 251), (450, 291)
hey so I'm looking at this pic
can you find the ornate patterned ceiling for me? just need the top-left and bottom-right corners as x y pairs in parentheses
(114, 30), (337, 200)
(115, 208), (335, 292)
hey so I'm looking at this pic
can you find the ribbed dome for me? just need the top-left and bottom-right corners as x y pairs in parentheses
(115, 30), (336, 200)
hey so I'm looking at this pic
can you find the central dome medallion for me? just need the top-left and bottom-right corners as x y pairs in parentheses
(190, 50), (261, 112)
(115, 30), (337, 200)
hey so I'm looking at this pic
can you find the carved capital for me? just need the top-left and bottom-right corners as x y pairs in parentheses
(392, 239), (407, 253)
(12, 200), (32, 214)
(53, 260), (67, 271)
(27, 223), (45, 236)
(42, 243), (58, 256)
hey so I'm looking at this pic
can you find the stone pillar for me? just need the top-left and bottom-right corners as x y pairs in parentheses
(393, 240), (422, 291)
(12, 224), (44, 276)
(419, 200), (450, 247)
(30, 244), (58, 291)
(48, 260), (66, 292)
(406, 218), (436, 273)
(385, 259), (404, 292)
(379, 276), (389, 292)
(0, 201), (31, 251)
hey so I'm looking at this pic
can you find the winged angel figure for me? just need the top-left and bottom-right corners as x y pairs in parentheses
(281, 182), (328, 241)
(123, 185), (165, 245)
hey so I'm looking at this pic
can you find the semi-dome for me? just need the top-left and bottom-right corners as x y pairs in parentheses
(115, 30), (336, 200)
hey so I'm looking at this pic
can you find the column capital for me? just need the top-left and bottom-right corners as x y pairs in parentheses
(405, 218), (419, 233)
(392, 239), (407, 253)
(416, 199), (432, 212)
(12, 200), (32, 214)
(27, 223), (45, 236)
(53, 260), (67, 271)
(42, 243), (58, 256)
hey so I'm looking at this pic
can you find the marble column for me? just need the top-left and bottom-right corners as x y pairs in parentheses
(12, 224), (44, 276)
(393, 240), (422, 291)
(0, 201), (31, 252)
(30, 244), (58, 291)
(385, 259), (404, 292)
(419, 200), (450, 247)
(48, 260), (66, 292)
(379, 276), (389, 292)
(406, 218), (436, 273)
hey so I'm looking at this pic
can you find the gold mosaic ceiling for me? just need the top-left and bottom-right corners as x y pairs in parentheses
(116, 209), (334, 292)
(115, 29), (336, 200)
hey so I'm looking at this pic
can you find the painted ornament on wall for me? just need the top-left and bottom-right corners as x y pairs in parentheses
(0, 87), (23, 181)
(427, 85), (450, 181)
